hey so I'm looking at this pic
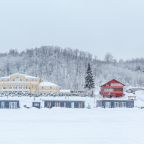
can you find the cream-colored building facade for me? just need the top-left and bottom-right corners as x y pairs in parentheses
(0, 73), (60, 94)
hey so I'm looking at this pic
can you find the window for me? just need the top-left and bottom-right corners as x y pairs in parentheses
(114, 102), (119, 107)
(111, 83), (123, 86)
(55, 102), (60, 107)
(114, 88), (123, 92)
(1, 102), (5, 108)
(15, 77), (20, 81)
(78, 102), (84, 108)
(9, 102), (17, 109)
(104, 89), (113, 92)
(33, 103), (40, 107)
(105, 102), (111, 108)
(120, 102), (126, 107)
(47, 102), (51, 108)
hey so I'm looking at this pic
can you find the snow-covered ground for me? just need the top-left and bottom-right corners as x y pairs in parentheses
(0, 96), (96, 108)
(0, 108), (144, 144)
(0, 89), (143, 143)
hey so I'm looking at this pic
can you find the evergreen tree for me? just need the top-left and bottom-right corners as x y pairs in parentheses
(84, 63), (95, 96)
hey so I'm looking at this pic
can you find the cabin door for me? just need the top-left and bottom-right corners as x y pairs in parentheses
(71, 102), (75, 108)
(1, 102), (5, 108)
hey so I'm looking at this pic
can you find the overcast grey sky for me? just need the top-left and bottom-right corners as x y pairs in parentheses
(0, 0), (144, 59)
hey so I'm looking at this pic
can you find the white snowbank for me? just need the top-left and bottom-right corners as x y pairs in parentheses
(0, 109), (143, 144)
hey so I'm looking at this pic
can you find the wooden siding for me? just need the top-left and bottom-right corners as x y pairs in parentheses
(100, 79), (125, 97)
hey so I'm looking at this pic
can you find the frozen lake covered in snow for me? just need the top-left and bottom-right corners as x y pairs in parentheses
(0, 108), (144, 144)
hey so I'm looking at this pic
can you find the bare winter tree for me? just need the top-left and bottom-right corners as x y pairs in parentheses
(104, 53), (116, 63)
(0, 46), (143, 89)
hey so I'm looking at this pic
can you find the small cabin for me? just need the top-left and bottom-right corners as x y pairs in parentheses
(44, 100), (85, 108)
(100, 79), (125, 97)
(0, 100), (20, 109)
(96, 100), (134, 108)
(32, 102), (41, 108)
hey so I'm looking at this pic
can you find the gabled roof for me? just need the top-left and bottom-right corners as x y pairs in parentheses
(101, 79), (125, 87)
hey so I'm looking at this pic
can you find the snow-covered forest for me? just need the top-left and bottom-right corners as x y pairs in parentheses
(0, 46), (144, 89)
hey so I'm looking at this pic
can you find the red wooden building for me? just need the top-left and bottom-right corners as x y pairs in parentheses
(100, 79), (125, 97)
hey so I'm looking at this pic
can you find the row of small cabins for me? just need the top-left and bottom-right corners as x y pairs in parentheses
(0, 100), (85, 109)
(0, 79), (136, 109)
(0, 99), (134, 109)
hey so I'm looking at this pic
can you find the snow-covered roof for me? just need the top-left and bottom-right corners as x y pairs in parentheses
(60, 89), (71, 93)
(0, 73), (40, 81)
(11, 73), (39, 79)
(24, 75), (39, 80)
(39, 82), (59, 87)
(101, 79), (125, 87)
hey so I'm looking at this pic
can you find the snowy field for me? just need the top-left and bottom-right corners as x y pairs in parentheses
(0, 108), (144, 144)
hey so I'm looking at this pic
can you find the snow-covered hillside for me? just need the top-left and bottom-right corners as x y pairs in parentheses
(0, 46), (144, 90)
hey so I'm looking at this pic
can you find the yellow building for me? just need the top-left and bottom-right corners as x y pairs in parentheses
(39, 82), (60, 94)
(0, 73), (60, 94)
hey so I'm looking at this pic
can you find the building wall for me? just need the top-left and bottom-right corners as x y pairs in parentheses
(38, 86), (60, 94)
(0, 100), (20, 109)
(44, 100), (85, 108)
(100, 79), (125, 97)
(97, 100), (134, 108)
(0, 73), (60, 94)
